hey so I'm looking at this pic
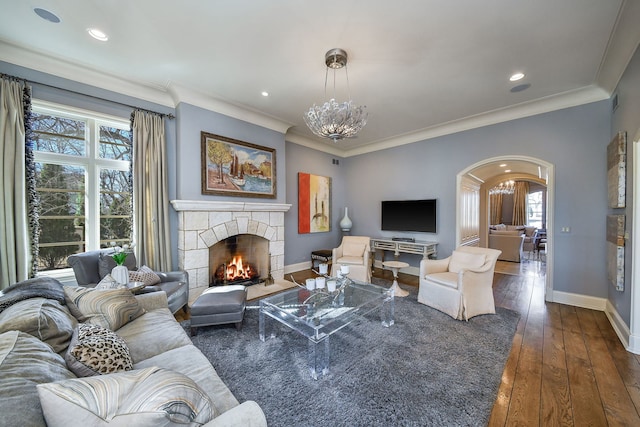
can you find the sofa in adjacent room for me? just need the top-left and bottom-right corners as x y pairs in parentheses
(488, 224), (526, 262)
(0, 277), (266, 427)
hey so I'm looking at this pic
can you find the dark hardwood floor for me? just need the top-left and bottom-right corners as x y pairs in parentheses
(289, 263), (640, 426)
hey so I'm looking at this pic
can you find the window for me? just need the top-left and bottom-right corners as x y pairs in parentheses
(527, 190), (543, 229)
(32, 102), (133, 271)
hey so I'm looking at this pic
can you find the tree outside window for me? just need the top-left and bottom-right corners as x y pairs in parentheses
(32, 104), (132, 271)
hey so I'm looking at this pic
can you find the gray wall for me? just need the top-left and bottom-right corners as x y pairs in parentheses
(611, 45), (640, 323)
(340, 100), (611, 300)
(283, 142), (346, 266)
(174, 103), (287, 204)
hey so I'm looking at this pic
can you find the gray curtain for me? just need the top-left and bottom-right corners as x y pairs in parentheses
(0, 78), (30, 288)
(489, 193), (503, 225)
(512, 181), (530, 225)
(131, 110), (171, 271)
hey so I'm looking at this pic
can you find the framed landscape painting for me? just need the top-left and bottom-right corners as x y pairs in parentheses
(201, 132), (276, 198)
(298, 173), (331, 233)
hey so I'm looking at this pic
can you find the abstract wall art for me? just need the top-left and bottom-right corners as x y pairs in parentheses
(298, 173), (331, 234)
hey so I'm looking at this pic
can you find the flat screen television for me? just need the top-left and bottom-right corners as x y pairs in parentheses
(381, 199), (437, 233)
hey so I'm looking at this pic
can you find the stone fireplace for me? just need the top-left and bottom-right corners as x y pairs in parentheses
(171, 200), (292, 290)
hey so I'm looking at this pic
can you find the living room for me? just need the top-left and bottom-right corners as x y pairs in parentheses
(1, 1), (640, 425)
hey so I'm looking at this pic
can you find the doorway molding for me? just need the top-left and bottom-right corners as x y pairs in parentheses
(457, 155), (555, 301)
(629, 131), (640, 353)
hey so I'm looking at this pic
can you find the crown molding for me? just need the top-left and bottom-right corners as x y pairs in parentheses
(285, 132), (346, 157)
(1, 40), (292, 135)
(0, 40), (175, 107)
(341, 84), (610, 157)
(167, 83), (292, 134)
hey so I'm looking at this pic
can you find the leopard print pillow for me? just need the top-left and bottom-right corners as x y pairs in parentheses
(65, 323), (133, 377)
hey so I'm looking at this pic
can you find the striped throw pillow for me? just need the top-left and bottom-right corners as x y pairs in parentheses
(37, 367), (216, 426)
(63, 287), (145, 331)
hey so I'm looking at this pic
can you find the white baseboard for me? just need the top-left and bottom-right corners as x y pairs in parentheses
(605, 300), (634, 353)
(551, 290), (607, 311)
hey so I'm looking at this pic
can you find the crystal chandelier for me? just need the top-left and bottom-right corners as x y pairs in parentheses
(304, 48), (368, 142)
(489, 180), (515, 195)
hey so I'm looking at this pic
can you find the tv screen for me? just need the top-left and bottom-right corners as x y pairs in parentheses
(381, 199), (437, 233)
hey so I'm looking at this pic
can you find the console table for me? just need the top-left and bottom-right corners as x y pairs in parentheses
(370, 238), (438, 267)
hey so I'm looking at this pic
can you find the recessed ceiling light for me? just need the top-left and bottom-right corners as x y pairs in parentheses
(505, 169), (512, 173)
(34, 8), (61, 23)
(87, 28), (108, 41)
(261, 91), (269, 97)
(510, 72), (525, 82)
(499, 164), (507, 167)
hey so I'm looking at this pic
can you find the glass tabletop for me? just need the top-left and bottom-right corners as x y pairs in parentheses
(259, 280), (394, 342)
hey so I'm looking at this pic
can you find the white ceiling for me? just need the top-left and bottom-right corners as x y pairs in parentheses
(1, 0), (639, 162)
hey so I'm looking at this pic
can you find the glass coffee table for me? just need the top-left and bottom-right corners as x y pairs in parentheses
(259, 279), (394, 379)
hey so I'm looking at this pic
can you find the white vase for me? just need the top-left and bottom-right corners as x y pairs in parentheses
(111, 265), (129, 286)
(340, 207), (353, 232)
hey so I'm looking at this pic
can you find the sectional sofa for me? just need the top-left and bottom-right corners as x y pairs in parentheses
(0, 277), (266, 426)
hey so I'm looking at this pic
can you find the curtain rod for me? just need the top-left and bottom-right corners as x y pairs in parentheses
(1, 72), (175, 120)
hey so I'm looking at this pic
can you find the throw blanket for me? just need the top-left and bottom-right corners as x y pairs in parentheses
(0, 277), (66, 313)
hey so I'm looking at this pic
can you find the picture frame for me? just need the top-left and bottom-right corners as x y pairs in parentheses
(607, 131), (626, 208)
(201, 132), (276, 198)
(606, 214), (625, 291)
(298, 172), (331, 234)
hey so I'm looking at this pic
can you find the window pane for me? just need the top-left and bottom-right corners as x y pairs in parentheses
(32, 112), (86, 156)
(100, 126), (132, 161)
(527, 191), (543, 229)
(35, 162), (85, 270)
(100, 168), (132, 244)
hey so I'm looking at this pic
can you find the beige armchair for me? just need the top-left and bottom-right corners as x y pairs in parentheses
(417, 246), (501, 320)
(331, 236), (371, 283)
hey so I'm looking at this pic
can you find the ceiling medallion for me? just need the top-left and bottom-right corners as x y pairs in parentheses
(304, 48), (368, 142)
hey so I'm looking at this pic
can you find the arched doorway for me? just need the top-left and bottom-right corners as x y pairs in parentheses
(457, 155), (554, 301)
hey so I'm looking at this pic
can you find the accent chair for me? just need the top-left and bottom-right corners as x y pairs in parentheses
(331, 236), (372, 283)
(417, 246), (501, 320)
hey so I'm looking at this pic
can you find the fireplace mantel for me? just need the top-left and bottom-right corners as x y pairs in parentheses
(171, 200), (291, 289)
(171, 200), (291, 213)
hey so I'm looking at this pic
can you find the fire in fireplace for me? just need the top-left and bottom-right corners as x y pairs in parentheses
(209, 234), (269, 286)
(213, 255), (260, 285)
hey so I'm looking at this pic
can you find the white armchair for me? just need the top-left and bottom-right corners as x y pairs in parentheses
(417, 246), (501, 320)
(331, 236), (371, 283)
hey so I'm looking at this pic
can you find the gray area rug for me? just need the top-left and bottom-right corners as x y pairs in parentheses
(184, 280), (519, 427)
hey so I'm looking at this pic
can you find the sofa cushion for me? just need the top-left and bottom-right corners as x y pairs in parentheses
(335, 256), (366, 266)
(37, 367), (216, 427)
(98, 251), (137, 280)
(524, 226), (536, 237)
(490, 230), (521, 236)
(425, 272), (459, 289)
(449, 250), (486, 273)
(129, 265), (161, 286)
(0, 297), (77, 354)
(65, 323), (133, 377)
(115, 308), (193, 363)
(135, 345), (240, 416)
(0, 330), (76, 427)
(63, 287), (145, 330)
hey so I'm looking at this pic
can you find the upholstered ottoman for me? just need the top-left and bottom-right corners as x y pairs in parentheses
(190, 285), (247, 336)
